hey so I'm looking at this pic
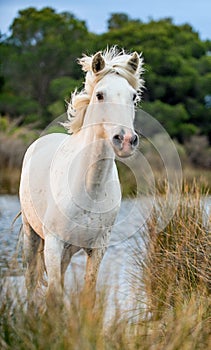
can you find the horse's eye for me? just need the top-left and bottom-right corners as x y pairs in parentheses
(96, 92), (104, 101)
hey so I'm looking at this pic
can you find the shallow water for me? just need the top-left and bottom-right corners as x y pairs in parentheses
(0, 195), (149, 272)
(0, 195), (22, 273)
(0, 195), (210, 320)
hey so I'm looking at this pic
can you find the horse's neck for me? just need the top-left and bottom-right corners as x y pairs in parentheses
(80, 126), (116, 194)
(65, 127), (119, 212)
(85, 142), (115, 195)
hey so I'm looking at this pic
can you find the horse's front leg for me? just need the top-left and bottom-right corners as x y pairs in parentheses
(84, 246), (106, 307)
(44, 234), (65, 309)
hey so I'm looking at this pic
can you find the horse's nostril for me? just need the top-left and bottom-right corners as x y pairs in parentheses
(112, 134), (124, 145)
(130, 134), (139, 147)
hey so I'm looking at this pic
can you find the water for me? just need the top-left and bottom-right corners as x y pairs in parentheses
(0, 195), (150, 273)
(0, 195), (210, 320)
(0, 195), (22, 274)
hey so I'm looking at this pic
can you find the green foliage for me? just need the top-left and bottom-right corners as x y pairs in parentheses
(47, 100), (66, 118)
(48, 77), (82, 118)
(108, 13), (130, 30)
(0, 8), (210, 143)
(0, 115), (9, 131)
(0, 7), (96, 124)
(142, 100), (198, 141)
(49, 77), (82, 100)
(107, 13), (141, 31)
(0, 93), (39, 118)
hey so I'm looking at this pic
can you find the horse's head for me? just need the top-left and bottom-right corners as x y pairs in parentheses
(66, 48), (144, 158)
(86, 50), (144, 157)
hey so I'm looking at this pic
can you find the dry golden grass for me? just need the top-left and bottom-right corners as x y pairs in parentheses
(130, 181), (211, 349)
(0, 167), (21, 194)
(0, 116), (38, 194)
(0, 180), (210, 349)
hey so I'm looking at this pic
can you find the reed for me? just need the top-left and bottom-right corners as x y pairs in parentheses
(143, 181), (210, 317)
(130, 181), (210, 349)
(0, 182), (210, 349)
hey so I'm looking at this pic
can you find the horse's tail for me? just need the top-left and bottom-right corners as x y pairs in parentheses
(12, 210), (23, 262)
(11, 210), (22, 231)
(37, 239), (47, 288)
(7, 211), (24, 273)
(10, 211), (47, 289)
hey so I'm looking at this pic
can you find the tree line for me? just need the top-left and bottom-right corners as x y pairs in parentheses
(0, 7), (211, 145)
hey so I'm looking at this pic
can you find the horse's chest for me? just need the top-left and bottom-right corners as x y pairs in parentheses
(45, 200), (120, 247)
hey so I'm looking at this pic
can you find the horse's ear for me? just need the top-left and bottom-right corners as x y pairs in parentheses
(92, 52), (105, 73)
(127, 52), (139, 73)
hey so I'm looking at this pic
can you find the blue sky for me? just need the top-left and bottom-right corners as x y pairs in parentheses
(0, 0), (210, 40)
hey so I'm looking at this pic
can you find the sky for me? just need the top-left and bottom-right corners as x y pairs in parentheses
(0, 0), (211, 40)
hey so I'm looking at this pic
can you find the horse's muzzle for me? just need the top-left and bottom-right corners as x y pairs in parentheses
(112, 130), (139, 157)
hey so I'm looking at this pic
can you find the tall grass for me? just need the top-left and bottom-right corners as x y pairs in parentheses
(131, 182), (211, 349)
(0, 116), (38, 193)
(144, 183), (210, 315)
(0, 183), (210, 349)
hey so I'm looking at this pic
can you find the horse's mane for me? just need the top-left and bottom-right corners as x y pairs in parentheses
(64, 47), (144, 134)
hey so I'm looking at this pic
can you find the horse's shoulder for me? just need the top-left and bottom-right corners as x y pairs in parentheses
(23, 133), (69, 166)
(30, 133), (69, 151)
(37, 132), (69, 146)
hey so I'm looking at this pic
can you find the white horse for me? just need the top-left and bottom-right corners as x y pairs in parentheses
(19, 47), (144, 309)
